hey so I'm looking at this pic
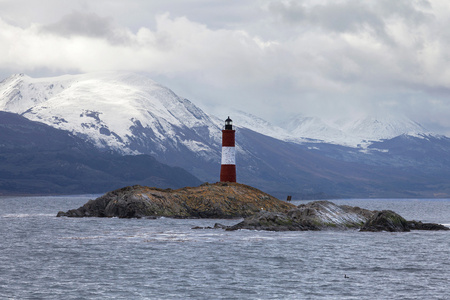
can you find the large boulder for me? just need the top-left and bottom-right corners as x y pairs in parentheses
(57, 182), (296, 218)
(349, 210), (449, 232)
(360, 210), (410, 232)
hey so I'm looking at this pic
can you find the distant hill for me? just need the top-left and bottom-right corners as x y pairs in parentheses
(0, 111), (201, 195)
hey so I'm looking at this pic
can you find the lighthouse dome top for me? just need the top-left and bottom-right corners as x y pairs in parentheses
(224, 116), (233, 130)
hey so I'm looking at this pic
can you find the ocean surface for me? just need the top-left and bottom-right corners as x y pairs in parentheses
(1, 196), (449, 299)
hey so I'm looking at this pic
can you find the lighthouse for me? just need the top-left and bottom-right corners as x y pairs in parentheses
(220, 116), (236, 182)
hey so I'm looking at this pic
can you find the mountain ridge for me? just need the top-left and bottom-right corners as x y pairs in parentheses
(1, 72), (436, 150)
(2, 72), (450, 198)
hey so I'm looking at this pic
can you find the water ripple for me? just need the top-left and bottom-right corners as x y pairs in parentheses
(0, 196), (449, 299)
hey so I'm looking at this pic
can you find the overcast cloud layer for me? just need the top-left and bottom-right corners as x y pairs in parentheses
(1, 0), (450, 133)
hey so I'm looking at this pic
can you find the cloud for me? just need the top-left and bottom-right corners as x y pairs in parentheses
(268, 1), (383, 35)
(1, 1), (450, 133)
(41, 11), (131, 44)
(0, 12), (282, 116)
(267, 0), (432, 36)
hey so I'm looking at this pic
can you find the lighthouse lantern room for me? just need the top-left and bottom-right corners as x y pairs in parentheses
(220, 116), (236, 182)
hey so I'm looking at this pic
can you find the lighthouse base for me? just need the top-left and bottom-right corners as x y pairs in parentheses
(220, 164), (236, 182)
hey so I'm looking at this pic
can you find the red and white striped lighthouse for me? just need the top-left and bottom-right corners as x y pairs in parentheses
(220, 116), (236, 182)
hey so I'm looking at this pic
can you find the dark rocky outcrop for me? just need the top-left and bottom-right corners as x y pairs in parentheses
(359, 210), (450, 232)
(359, 210), (410, 232)
(407, 220), (450, 231)
(226, 211), (321, 231)
(225, 201), (449, 232)
(57, 182), (296, 218)
(227, 201), (372, 231)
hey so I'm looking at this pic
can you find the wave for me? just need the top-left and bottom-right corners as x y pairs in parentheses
(1, 213), (54, 218)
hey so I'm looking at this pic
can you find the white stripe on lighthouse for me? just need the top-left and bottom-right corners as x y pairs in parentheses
(221, 146), (235, 165)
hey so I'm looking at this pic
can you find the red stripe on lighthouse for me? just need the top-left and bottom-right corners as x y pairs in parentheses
(220, 164), (236, 182)
(222, 130), (235, 147)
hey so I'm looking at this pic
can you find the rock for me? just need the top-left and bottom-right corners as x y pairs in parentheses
(227, 201), (372, 231)
(213, 223), (229, 229)
(339, 205), (374, 220)
(191, 223), (228, 230)
(407, 220), (450, 231)
(292, 201), (371, 229)
(56, 182), (296, 219)
(227, 211), (319, 231)
(360, 210), (410, 232)
(191, 226), (209, 230)
(359, 210), (450, 232)
(223, 201), (450, 232)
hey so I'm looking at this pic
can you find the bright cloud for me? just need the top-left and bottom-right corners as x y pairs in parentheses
(1, 0), (450, 134)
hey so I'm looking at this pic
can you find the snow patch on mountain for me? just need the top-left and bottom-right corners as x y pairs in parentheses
(284, 116), (350, 144)
(0, 73), (72, 113)
(227, 110), (295, 140)
(281, 114), (429, 148)
(336, 115), (427, 141)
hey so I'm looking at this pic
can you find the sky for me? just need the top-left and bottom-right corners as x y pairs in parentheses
(1, 0), (450, 134)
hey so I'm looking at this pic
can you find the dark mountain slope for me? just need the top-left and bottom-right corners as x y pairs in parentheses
(233, 128), (450, 199)
(0, 111), (201, 195)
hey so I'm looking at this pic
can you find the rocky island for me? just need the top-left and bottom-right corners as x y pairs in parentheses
(57, 183), (449, 232)
(57, 182), (295, 218)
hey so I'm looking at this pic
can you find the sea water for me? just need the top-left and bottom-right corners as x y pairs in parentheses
(1, 196), (449, 299)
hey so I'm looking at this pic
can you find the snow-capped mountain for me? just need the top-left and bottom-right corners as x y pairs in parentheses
(282, 114), (429, 147)
(0, 72), (431, 152)
(223, 109), (430, 148)
(0, 72), (221, 160)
